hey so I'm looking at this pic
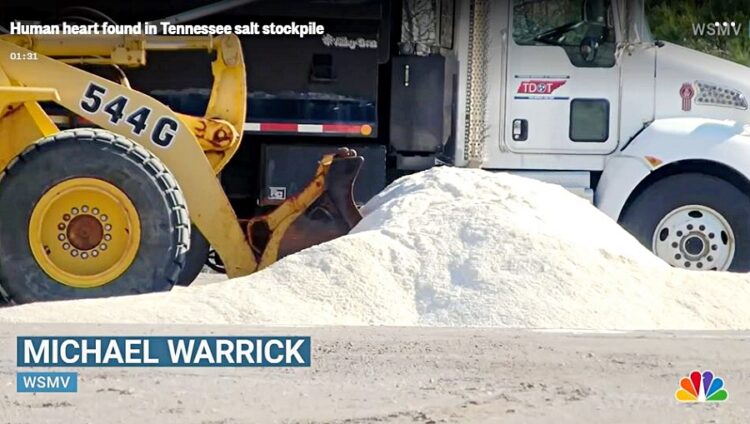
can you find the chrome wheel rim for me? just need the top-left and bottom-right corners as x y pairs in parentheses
(652, 205), (734, 271)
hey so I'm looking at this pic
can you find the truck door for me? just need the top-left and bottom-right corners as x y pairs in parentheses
(506, 0), (620, 154)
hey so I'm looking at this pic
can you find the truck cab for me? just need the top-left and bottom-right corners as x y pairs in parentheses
(445, 0), (750, 272)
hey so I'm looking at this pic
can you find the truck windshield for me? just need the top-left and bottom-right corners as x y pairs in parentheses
(513, 0), (617, 67)
(513, 0), (614, 47)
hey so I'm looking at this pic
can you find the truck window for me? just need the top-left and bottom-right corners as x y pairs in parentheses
(512, 0), (616, 68)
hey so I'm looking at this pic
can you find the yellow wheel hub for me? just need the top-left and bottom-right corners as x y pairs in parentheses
(28, 178), (141, 288)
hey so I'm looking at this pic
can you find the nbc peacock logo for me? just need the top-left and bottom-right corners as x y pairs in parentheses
(675, 370), (728, 403)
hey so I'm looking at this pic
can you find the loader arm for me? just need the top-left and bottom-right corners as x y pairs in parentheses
(0, 35), (257, 277)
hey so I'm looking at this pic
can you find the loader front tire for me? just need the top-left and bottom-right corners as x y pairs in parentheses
(0, 129), (189, 303)
(176, 225), (210, 286)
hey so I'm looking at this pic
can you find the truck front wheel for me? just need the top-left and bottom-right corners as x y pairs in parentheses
(620, 173), (750, 272)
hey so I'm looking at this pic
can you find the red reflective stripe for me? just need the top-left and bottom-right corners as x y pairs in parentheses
(322, 124), (362, 133)
(245, 122), (373, 134)
(75, 116), (93, 126)
(260, 123), (298, 132)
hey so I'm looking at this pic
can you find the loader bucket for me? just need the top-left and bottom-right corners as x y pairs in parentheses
(247, 148), (364, 269)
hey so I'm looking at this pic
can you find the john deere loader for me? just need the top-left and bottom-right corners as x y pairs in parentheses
(0, 34), (363, 304)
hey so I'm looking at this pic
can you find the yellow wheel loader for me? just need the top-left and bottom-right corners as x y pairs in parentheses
(0, 34), (363, 304)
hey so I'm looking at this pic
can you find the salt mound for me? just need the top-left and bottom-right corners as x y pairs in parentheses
(2, 167), (750, 329)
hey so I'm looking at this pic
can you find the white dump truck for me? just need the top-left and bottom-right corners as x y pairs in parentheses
(448, 0), (750, 272)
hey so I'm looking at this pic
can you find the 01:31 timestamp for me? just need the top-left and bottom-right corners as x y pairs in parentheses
(9, 52), (38, 61)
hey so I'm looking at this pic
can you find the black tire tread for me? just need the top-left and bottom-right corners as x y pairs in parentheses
(0, 129), (190, 303)
(620, 172), (750, 272)
(176, 225), (211, 287)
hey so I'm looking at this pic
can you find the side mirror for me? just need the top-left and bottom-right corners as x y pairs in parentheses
(580, 36), (600, 62)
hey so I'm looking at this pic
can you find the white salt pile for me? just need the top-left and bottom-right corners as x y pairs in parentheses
(2, 167), (750, 329)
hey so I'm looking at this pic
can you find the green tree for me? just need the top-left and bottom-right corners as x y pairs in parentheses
(646, 0), (750, 66)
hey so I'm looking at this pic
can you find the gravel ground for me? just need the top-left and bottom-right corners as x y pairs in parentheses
(2, 324), (748, 423)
